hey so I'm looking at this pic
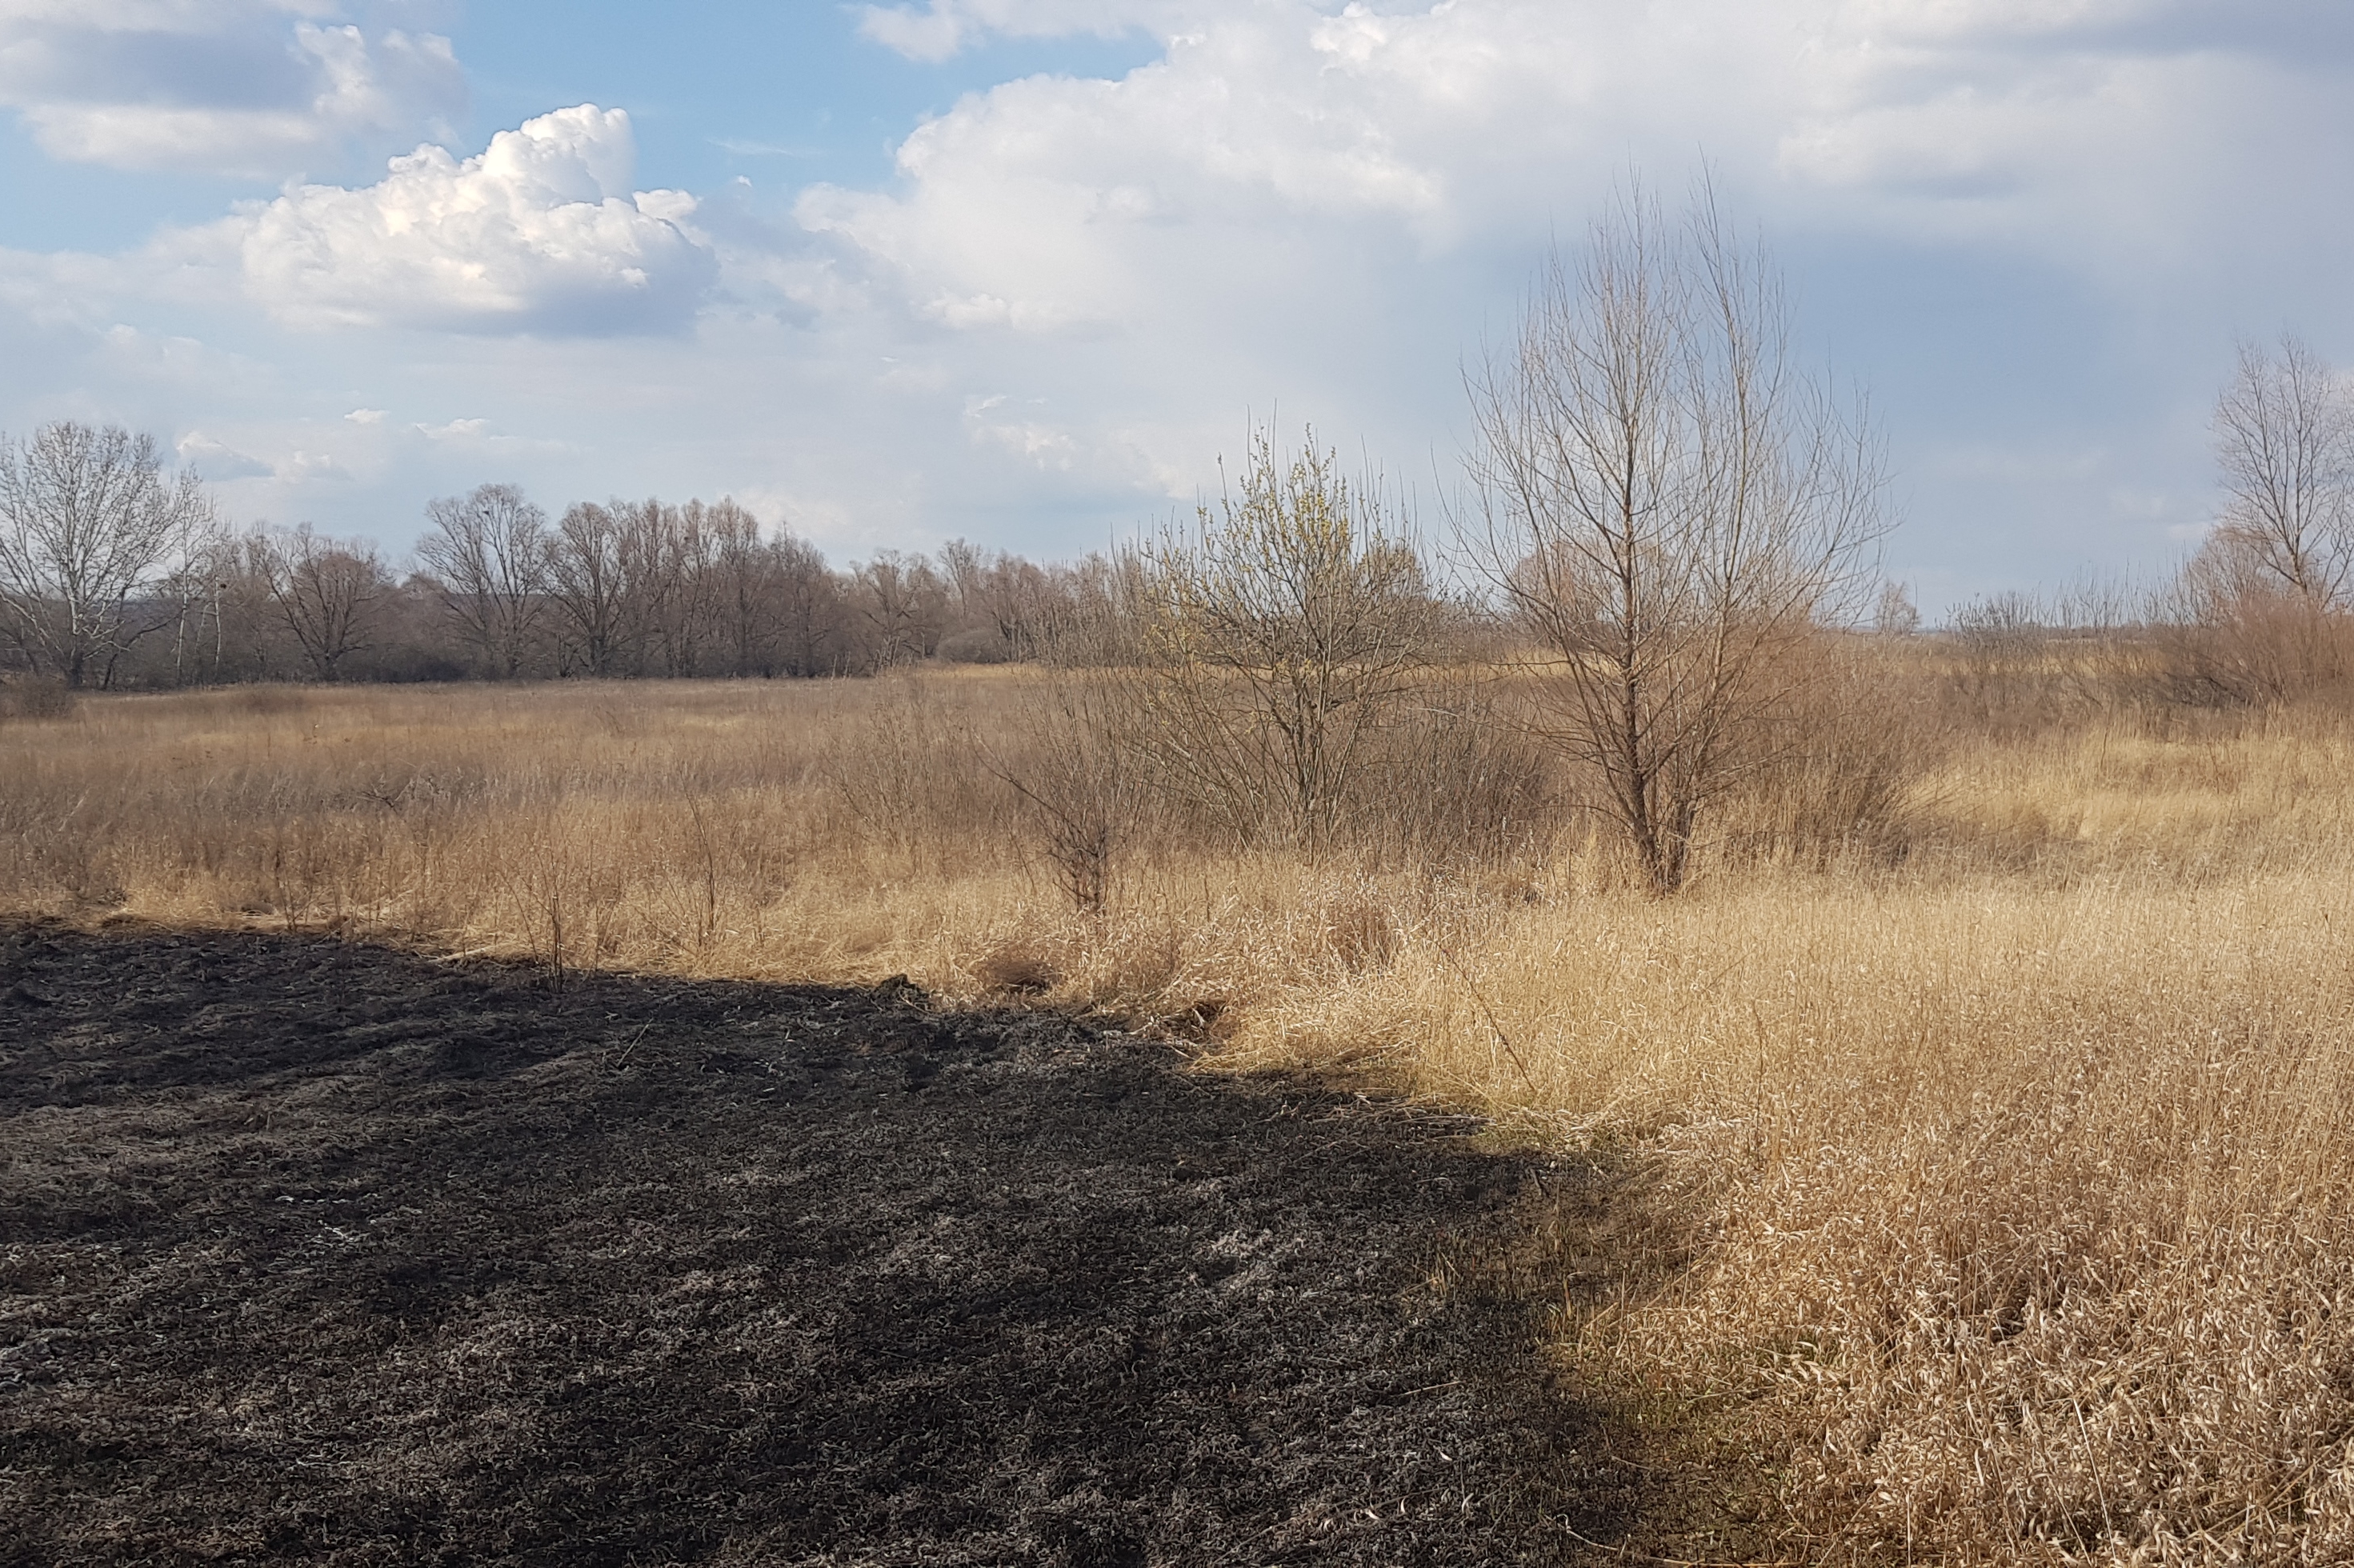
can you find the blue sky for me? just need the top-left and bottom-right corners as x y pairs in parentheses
(2, 1), (2351, 611)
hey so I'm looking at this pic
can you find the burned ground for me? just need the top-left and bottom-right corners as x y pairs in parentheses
(0, 919), (1689, 1566)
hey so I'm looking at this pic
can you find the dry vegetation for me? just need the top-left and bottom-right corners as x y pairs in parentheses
(7, 640), (2354, 1565)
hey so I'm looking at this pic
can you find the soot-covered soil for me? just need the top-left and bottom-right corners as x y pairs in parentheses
(0, 919), (1680, 1566)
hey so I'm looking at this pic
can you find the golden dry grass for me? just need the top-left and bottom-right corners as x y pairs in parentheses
(8, 670), (2354, 1564)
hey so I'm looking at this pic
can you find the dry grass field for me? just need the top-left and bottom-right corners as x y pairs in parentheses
(8, 662), (2354, 1563)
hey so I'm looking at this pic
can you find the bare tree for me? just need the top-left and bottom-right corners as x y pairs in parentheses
(1465, 181), (1887, 893)
(595, 497), (724, 677)
(853, 550), (950, 669)
(2157, 336), (2354, 702)
(2211, 334), (2354, 606)
(771, 533), (846, 676)
(643, 500), (718, 676)
(257, 525), (386, 682)
(937, 538), (989, 627)
(706, 499), (799, 677)
(1873, 580), (1920, 637)
(162, 530), (276, 686)
(1132, 428), (1443, 849)
(546, 502), (635, 676)
(0, 422), (215, 687)
(418, 483), (550, 678)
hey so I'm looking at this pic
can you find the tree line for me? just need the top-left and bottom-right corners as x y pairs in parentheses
(0, 449), (1133, 688)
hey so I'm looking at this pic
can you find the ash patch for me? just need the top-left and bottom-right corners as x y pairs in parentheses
(0, 920), (1649, 1565)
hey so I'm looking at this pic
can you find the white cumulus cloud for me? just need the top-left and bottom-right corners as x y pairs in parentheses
(804, 0), (2354, 343)
(238, 105), (719, 334)
(0, 1), (464, 178)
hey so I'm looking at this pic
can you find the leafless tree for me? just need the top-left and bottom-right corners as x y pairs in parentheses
(257, 525), (386, 682)
(547, 502), (635, 676)
(1873, 580), (1920, 637)
(979, 550), (1064, 660)
(938, 538), (989, 626)
(854, 550), (950, 668)
(2211, 334), (2354, 606)
(655, 501), (726, 676)
(418, 483), (550, 678)
(0, 422), (215, 687)
(162, 530), (273, 686)
(1464, 181), (1887, 893)
(704, 499), (775, 676)
(612, 498), (674, 674)
(1132, 428), (1444, 849)
(771, 533), (847, 675)
(592, 497), (724, 677)
(2155, 336), (2354, 702)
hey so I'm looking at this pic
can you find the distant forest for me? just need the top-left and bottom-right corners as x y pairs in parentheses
(0, 430), (1147, 688)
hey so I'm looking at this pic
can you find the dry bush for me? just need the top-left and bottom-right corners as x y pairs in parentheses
(1332, 673), (1555, 870)
(1942, 588), (2160, 735)
(1709, 634), (1947, 871)
(0, 674), (76, 721)
(984, 673), (1148, 913)
(2151, 556), (2354, 709)
(818, 672), (1013, 862)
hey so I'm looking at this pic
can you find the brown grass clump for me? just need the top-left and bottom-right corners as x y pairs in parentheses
(10, 666), (2354, 1562)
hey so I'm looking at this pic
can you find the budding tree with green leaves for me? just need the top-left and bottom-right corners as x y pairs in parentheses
(1133, 430), (1444, 849)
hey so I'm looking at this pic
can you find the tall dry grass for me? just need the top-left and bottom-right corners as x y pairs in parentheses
(8, 665), (2354, 1563)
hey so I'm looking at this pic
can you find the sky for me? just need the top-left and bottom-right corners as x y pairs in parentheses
(2, 1), (2351, 612)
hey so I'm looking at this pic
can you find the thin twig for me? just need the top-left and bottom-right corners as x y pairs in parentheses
(1431, 938), (1537, 1098)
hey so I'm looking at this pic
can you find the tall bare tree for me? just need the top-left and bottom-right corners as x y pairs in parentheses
(706, 499), (780, 676)
(2211, 334), (2354, 606)
(1134, 429), (1443, 849)
(0, 422), (214, 687)
(2157, 338), (2354, 702)
(659, 500), (726, 676)
(257, 525), (386, 682)
(853, 550), (950, 668)
(546, 502), (634, 676)
(418, 483), (550, 678)
(599, 497), (720, 677)
(771, 532), (846, 675)
(1466, 181), (1887, 892)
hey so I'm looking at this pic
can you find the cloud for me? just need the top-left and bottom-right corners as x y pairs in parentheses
(854, 0), (1162, 62)
(237, 105), (719, 334)
(0, 2), (465, 178)
(174, 430), (273, 480)
(787, 0), (2354, 416)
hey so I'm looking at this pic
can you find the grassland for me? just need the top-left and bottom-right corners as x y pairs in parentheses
(7, 662), (2354, 1563)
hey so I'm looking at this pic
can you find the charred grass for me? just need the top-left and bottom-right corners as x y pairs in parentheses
(0, 916), (1735, 1566)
